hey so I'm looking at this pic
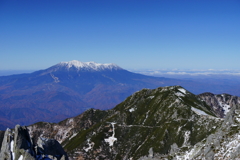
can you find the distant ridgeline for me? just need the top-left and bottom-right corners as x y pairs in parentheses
(0, 86), (239, 159)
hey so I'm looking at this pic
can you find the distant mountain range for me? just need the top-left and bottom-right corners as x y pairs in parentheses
(0, 60), (239, 130)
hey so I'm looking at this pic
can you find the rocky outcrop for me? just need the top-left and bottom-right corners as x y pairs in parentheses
(36, 137), (68, 160)
(0, 125), (35, 160)
(0, 125), (68, 160)
(198, 92), (240, 118)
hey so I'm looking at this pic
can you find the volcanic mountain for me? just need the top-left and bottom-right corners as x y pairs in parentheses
(0, 60), (222, 130)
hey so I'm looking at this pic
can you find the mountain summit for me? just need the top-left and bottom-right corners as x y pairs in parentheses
(51, 60), (122, 72)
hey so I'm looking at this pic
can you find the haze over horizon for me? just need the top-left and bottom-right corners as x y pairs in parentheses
(1, 0), (239, 70)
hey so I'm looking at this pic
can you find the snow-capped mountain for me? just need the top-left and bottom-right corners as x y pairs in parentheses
(56, 60), (122, 71)
(41, 60), (123, 74)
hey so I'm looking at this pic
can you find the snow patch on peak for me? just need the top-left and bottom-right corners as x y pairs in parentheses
(129, 108), (135, 112)
(104, 122), (117, 146)
(83, 139), (94, 152)
(175, 92), (185, 97)
(191, 107), (208, 116)
(178, 88), (186, 94)
(58, 60), (121, 71)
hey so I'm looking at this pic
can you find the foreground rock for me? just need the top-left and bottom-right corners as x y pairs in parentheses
(0, 125), (68, 160)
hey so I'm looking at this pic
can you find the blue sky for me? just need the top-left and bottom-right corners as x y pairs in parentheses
(0, 0), (239, 70)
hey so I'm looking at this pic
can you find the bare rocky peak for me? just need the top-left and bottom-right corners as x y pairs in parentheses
(198, 92), (240, 118)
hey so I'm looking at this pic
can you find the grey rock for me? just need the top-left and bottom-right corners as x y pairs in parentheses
(0, 125), (68, 160)
(14, 124), (35, 159)
(37, 137), (68, 160)
(170, 143), (179, 154)
(198, 92), (240, 118)
(0, 128), (12, 160)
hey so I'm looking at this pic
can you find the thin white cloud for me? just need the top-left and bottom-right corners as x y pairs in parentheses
(132, 69), (240, 76)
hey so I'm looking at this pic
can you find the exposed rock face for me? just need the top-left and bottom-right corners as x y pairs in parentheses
(198, 92), (240, 118)
(0, 125), (35, 160)
(0, 128), (12, 160)
(0, 125), (68, 160)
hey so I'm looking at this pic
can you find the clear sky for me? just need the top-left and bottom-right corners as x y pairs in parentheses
(0, 0), (239, 70)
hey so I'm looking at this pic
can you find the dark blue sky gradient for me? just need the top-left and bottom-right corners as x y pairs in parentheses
(0, 0), (240, 70)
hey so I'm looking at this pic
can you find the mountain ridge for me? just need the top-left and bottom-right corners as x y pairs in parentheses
(26, 86), (223, 159)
